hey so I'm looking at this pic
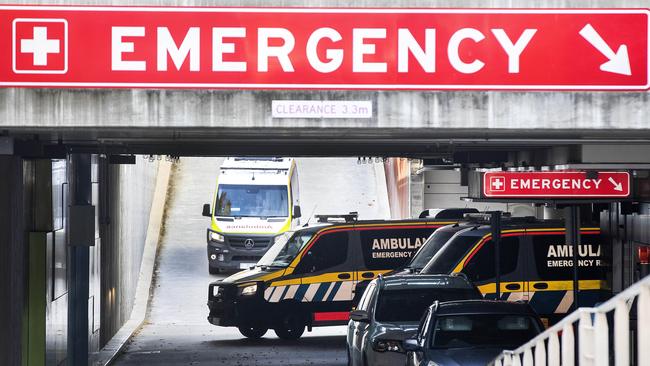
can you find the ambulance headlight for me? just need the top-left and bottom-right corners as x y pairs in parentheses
(240, 284), (258, 296)
(209, 231), (225, 243)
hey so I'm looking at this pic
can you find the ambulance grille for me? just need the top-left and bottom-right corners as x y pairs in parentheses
(229, 237), (271, 249)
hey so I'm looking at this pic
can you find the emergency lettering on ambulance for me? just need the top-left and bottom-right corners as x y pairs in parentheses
(206, 215), (463, 340)
(421, 217), (611, 324)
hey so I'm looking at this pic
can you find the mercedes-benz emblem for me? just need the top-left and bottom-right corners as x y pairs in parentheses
(244, 238), (255, 249)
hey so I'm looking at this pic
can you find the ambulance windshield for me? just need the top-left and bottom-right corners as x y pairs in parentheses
(258, 231), (314, 268)
(215, 184), (288, 218)
(407, 229), (458, 271)
(421, 235), (481, 274)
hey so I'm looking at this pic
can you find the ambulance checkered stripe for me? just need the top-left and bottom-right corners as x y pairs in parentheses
(264, 281), (354, 303)
(480, 289), (609, 314)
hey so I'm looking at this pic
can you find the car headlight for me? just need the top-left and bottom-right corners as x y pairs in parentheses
(212, 285), (220, 297)
(210, 231), (225, 242)
(372, 339), (403, 353)
(240, 284), (257, 296)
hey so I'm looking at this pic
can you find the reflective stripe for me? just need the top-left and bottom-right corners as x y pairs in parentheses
(264, 286), (276, 301)
(555, 291), (574, 313)
(311, 283), (331, 302)
(314, 312), (350, 322)
(326, 282), (342, 302)
(294, 284), (309, 301)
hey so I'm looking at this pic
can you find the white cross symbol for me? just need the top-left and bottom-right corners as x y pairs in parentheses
(492, 177), (505, 190)
(21, 27), (60, 66)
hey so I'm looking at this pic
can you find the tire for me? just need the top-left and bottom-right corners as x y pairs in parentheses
(209, 266), (220, 275)
(238, 325), (268, 339)
(274, 312), (307, 340)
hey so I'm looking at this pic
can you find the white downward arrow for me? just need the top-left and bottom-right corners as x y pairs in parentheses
(608, 177), (623, 192)
(579, 24), (632, 76)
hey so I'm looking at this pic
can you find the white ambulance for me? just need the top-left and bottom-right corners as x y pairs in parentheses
(203, 157), (300, 274)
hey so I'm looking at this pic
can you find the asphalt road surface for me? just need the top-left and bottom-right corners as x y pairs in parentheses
(111, 157), (390, 366)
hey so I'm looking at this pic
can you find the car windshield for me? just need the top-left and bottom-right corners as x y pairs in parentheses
(257, 231), (314, 268)
(375, 288), (479, 322)
(430, 314), (541, 349)
(407, 229), (458, 270)
(215, 184), (288, 218)
(421, 234), (480, 274)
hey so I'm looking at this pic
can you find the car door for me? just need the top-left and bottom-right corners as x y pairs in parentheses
(350, 282), (376, 365)
(292, 230), (356, 313)
(461, 234), (525, 301)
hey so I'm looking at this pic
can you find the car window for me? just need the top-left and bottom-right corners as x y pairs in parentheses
(430, 314), (541, 349)
(461, 236), (520, 283)
(293, 231), (348, 274)
(359, 227), (436, 270)
(374, 288), (480, 322)
(357, 282), (376, 312)
(418, 309), (431, 343)
(531, 233), (608, 281)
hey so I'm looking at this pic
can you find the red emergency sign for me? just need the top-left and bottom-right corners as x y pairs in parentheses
(483, 171), (631, 198)
(0, 6), (648, 90)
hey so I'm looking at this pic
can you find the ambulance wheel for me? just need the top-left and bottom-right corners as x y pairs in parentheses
(238, 326), (267, 339)
(274, 312), (306, 340)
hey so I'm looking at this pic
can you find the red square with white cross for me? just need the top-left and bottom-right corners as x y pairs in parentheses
(489, 176), (506, 192)
(13, 18), (68, 74)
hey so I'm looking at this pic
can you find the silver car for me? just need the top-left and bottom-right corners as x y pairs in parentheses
(346, 274), (482, 366)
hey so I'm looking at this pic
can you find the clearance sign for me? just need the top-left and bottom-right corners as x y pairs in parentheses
(483, 171), (631, 198)
(1, 6), (648, 90)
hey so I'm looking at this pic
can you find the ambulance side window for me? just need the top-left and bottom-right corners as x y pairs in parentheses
(294, 232), (349, 274)
(531, 234), (607, 281)
(462, 237), (520, 283)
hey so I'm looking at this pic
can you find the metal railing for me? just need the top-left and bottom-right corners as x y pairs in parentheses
(490, 275), (650, 366)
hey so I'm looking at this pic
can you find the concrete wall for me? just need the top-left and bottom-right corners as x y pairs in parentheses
(99, 158), (159, 347)
(384, 158), (411, 219)
(422, 170), (536, 216)
(601, 203), (650, 294)
(0, 0), (648, 137)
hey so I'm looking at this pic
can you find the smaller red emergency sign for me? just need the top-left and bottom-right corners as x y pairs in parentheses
(483, 171), (630, 198)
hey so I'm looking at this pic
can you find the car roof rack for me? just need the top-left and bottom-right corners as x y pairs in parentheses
(315, 212), (359, 223)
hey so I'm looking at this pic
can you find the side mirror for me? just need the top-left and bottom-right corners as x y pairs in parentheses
(350, 309), (370, 323)
(202, 204), (211, 217)
(293, 205), (302, 219)
(403, 338), (420, 352)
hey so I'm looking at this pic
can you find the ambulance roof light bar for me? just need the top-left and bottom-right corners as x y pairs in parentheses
(315, 212), (359, 223)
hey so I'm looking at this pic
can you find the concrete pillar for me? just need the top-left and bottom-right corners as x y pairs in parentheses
(23, 159), (53, 366)
(67, 154), (93, 366)
(0, 156), (25, 366)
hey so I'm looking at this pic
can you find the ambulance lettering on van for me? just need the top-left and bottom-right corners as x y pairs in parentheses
(546, 244), (602, 258)
(370, 237), (429, 259)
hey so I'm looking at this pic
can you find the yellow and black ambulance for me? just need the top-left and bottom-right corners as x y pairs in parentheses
(420, 217), (611, 324)
(207, 215), (462, 340)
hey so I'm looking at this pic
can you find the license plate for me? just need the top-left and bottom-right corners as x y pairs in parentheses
(239, 263), (255, 269)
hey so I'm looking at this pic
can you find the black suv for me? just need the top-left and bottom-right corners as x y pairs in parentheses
(404, 300), (544, 366)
